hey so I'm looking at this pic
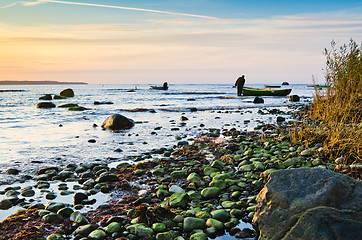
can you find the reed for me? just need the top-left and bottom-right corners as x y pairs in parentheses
(291, 39), (362, 178)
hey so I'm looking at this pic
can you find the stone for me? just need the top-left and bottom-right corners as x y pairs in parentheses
(74, 192), (88, 205)
(183, 217), (206, 232)
(73, 224), (97, 236)
(206, 218), (224, 230)
(6, 168), (20, 175)
(58, 103), (78, 108)
(276, 116), (285, 123)
(211, 209), (230, 222)
(253, 168), (362, 240)
(59, 88), (74, 97)
(152, 222), (166, 232)
(134, 225), (154, 238)
(170, 169), (188, 179)
(289, 95), (300, 102)
(53, 95), (66, 99)
(168, 192), (189, 208)
(105, 222), (121, 234)
(46, 233), (65, 240)
(210, 160), (224, 169)
(36, 102), (56, 108)
(57, 207), (74, 218)
(39, 94), (52, 100)
(300, 149), (314, 157)
(201, 187), (221, 199)
(169, 184), (185, 193)
(156, 231), (177, 240)
(101, 114), (134, 130)
(70, 211), (89, 225)
(0, 199), (12, 210)
(189, 232), (208, 240)
(42, 213), (63, 223)
(45, 202), (66, 212)
(187, 172), (201, 182)
(88, 229), (107, 240)
(21, 189), (35, 197)
(96, 173), (119, 182)
(253, 97), (264, 104)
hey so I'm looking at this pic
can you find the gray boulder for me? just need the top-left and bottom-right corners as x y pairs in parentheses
(252, 167), (362, 240)
(253, 97), (264, 104)
(101, 114), (134, 130)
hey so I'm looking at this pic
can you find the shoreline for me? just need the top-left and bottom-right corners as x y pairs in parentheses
(0, 81), (88, 85)
(0, 110), (337, 240)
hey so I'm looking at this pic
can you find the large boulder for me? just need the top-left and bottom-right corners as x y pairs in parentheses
(59, 88), (74, 98)
(101, 114), (134, 130)
(253, 167), (362, 240)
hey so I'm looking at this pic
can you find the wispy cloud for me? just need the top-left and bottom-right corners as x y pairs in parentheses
(1, 0), (218, 19)
(0, 3), (17, 9)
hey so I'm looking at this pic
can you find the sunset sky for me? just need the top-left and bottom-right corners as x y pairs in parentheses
(0, 0), (361, 84)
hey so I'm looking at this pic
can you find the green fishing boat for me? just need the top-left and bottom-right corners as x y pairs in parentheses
(242, 86), (292, 96)
(264, 84), (281, 88)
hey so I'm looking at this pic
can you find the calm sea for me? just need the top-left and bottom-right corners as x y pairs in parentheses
(0, 84), (314, 180)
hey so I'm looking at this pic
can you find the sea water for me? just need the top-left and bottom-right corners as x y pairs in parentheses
(0, 84), (314, 180)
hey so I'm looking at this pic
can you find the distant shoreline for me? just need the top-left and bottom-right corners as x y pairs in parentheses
(0, 80), (88, 85)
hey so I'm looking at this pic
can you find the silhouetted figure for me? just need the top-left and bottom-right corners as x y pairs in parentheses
(235, 75), (245, 96)
(163, 82), (168, 90)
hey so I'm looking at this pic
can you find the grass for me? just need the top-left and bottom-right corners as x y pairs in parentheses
(291, 39), (362, 179)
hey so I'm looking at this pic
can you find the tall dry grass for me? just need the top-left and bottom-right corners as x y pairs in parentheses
(291, 39), (361, 178)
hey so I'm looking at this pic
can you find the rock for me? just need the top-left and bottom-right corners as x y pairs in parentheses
(96, 173), (120, 183)
(0, 199), (12, 210)
(39, 94), (52, 100)
(187, 172), (202, 182)
(156, 231), (177, 240)
(57, 207), (74, 218)
(300, 149), (314, 157)
(180, 116), (189, 121)
(58, 103), (78, 108)
(59, 88), (74, 97)
(183, 217), (206, 232)
(105, 222), (121, 234)
(189, 232), (208, 240)
(69, 106), (87, 111)
(70, 211), (89, 225)
(133, 224), (154, 238)
(21, 189), (35, 197)
(73, 224), (97, 236)
(46, 233), (65, 240)
(36, 102), (56, 108)
(170, 169), (188, 179)
(169, 184), (185, 193)
(152, 222), (166, 233)
(53, 95), (66, 99)
(276, 116), (285, 123)
(6, 168), (20, 175)
(101, 114), (134, 130)
(168, 192), (189, 208)
(45, 202), (66, 212)
(253, 167), (362, 240)
(42, 213), (63, 223)
(201, 187), (221, 199)
(253, 97), (264, 104)
(289, 95), (300, 102)
(206, 218), (224, 230)
(74, 192), (88, 205)
(211, 209), (230, 222)
(88, 229), (107, 240)
(94, 101), (113, 105)
(282, 82), (289, 85)
(46, 193), (57, 200)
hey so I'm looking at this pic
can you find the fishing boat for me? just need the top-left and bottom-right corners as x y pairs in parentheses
(150, 86), (168, 90)
(264, 84), (281, 88)
(242, 86), (292, 96)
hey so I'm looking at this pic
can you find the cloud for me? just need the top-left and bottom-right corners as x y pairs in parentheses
(0, 3), (17, 9)
(1, 0), (218, 19)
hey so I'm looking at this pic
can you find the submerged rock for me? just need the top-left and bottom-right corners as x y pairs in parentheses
(101, 114), (134, 130)
(36, 102), (56, 108)
(253, 167), (362, 240)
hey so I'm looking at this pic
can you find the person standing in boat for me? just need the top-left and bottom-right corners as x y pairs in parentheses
(235, 75), (245, 96)
(162, 82), (168, 90)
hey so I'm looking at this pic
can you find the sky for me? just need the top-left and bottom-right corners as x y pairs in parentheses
(0, 0), (361, 84)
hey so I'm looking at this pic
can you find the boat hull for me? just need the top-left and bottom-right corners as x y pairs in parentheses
(242, 87), (292, 96)
(150, 86), (168, 90)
